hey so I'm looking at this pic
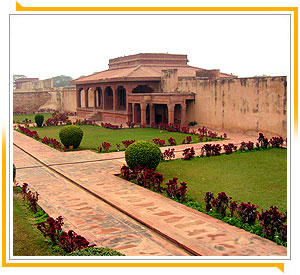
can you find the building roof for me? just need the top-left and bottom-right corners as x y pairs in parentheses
(71, 53), (235, 85)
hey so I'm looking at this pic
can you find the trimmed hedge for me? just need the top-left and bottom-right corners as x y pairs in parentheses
(68, 247), (125, 256)
(59, 125), (83, 149)
(125, 140), (161, 170)
(34, 114), (44, 127)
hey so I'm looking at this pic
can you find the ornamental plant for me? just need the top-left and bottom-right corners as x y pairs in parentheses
(152, 138), (165, 146)
(122, 140), (136, 148)
(237, 202), (259, 226)
(258, 133), (269, 148)
(269, 137), (284, 148)
(37, 216), (64, 244)
(34, 114), (44, 127)
(165, 177), (187, 202)
(229, 200), (238, 217)
(125, 141), (161, 170)
(101, 142), (111, 152)
(204, 192), (214, 212)
(167, 137), (177, 146)
(211, 192), (232, 217)
(258, 206), (287, 241)
(182, 147), (195, 160)
(59, 125), (83, 149)
(135, 165), (165, 192)
(68, 247), (125, 256)
(162, 148), (175, 161)
(58, 230), (96, 253)
(120, 164), (134, 180)
(223, 143), (237, 155)
(126, 121), (135, 128)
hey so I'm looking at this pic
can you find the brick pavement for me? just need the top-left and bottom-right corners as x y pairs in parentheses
(13, 130), (287, 256)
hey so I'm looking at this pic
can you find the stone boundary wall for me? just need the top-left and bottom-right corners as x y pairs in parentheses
(178, 76), (287, 137)
(13, 86), (77, 113)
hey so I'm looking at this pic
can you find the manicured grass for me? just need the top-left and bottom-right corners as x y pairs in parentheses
(13, 113), (53, 124)
(13, 188), (61, 256)
(156, 148), (287, 212)
(28, 125), (222, 152)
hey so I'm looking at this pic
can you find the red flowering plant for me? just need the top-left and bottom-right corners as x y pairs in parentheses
(229, 200), (238, 217)
(122, 139), (136, 148)
(161, 148), (175, 161)
(223, 143), (237, 155)
(204, 192), (214, 212)
(126, 121), (135, 128)
(58, 230), (96, 253)
(258, 206), (287, 241)
(211, 192), (232, 217)
(165, 177), (187, 202)
(258, 133), (269, 148)
(120, 164), (134, 180)
(237, 202), (259, 226)
(37, 216), (64, 244)
(167, 137), (177, 146)
(101, 142), (111, 152)
(269, 136), (284, 148)
(182, 147), (195, 160)
(152, 138), (165, 146)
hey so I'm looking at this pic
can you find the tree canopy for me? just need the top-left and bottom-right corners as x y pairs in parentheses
(53, 75), (73, 87)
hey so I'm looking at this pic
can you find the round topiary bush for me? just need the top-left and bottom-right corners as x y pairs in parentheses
(13, 164), (16, 182)
(68, 247), (125, 256)
(59, 125), (83, 149)
(125, 140), (161, 170)
(35, 114), (44, 127)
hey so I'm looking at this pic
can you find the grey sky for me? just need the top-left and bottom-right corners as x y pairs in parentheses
(10, 14), (290, 80)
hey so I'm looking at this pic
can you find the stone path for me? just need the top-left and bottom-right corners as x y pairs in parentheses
(13, 130), (287, 256)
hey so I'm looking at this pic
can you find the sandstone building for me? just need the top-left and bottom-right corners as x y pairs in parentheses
(13, 53), (287, 136)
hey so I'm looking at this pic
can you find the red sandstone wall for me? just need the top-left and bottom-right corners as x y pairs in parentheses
(13, 92), (52, 113)
(178, 76), (287, 137)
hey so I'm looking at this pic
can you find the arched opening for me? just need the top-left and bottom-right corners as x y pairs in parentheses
(134, 103), (141, 124)
(174, 104), (181, 124)
(104, 86), (113, 110)
(77, 88), (83, 108)
(116, 86), (126, 110)
(132, 85), (153, 93)
(146, 104), (150, 125)
(95, 87), (102, 108)
(155, 104), (168, 124)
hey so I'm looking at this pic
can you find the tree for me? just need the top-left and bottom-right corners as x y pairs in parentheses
(13, 74), (26, 88)
(53, 75), (73, 87)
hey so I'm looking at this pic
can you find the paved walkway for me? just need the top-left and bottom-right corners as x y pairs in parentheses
(13, 130), (287, 256)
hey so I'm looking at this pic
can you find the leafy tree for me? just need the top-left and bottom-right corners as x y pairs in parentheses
(13, 74), (26, 88)
(53, 75), (73, 87)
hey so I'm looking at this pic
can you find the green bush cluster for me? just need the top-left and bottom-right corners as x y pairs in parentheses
(125, 140), (161, 170)
(59, 125), (83, 149)
(68, 247), (125, 256)
(34, 114), (44, 127)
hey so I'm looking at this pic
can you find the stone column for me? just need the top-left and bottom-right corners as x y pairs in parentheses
(141, 103), (147, 125)
(93, 89), (97, 109)
(168, 103), (175, 124)
(102, 87), (106, 110)
(181, 102), (187, 126)
(113, 88), (118, 111)
(85, 89), (89, 108)
(149, 103), (155, 125)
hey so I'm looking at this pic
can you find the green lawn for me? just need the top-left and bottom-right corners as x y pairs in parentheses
(13, 113), (53, 123)
(13, 189), (61, 256)
(156, 148), (287, 212)
(28, 125), (222, 152)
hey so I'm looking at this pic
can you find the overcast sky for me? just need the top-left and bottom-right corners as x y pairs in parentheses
(10, 14), (290, 80)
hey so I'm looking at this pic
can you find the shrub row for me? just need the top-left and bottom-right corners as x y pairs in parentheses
(101, 122), (122, 130)
(17, 125), (66, 151)
(203, 191), (287, 245)
(120, 164), (187, 202)
(15, 182), (123, 255)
